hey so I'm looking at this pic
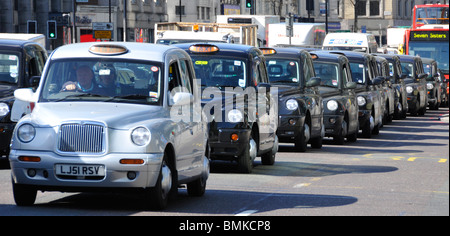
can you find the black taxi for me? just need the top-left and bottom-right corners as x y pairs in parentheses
(421, 57), (442, 110)
(397, 55), (428, 116)
(330, 51), (383, 138)
(374, 56), (396, 124)
(0, 39), (47, 165)
(260, 47), (324, 152)
(310, 51), (359, 144)
(374, 54), (408, 119)
(175, 43), (278, 173)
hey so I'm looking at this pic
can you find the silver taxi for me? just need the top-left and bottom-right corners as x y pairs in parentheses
(10, 42), (209, 210)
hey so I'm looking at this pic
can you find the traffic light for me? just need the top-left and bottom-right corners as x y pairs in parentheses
(246, 0), (252, 9)
(47, 20), (57, 39)
(27, 20), (37, 34)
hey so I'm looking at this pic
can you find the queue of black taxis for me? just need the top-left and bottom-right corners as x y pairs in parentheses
(329, 51), (383, 138)
(374, 54), (408, 120)
(310, 51), (359, 144)
(260, 47), (324, 152)
(374, 56), (396, 124)
(397, 55), (428, 116)
(175, 43), (279, 173)
(10, 42), (210, 209)
(421, 57), (442, 110)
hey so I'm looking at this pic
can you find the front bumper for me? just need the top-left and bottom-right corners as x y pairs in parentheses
(323, 114), (344, 137)
(407, 94), (418, 112)
(276, 115), (305, 143)
(209, 128), (252, 160)
(358, 109), (372, 129)
(9, 150), (163, 190)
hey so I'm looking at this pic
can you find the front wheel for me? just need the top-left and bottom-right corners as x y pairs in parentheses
(13, 182), (37, 206)
(237, 138), (257, 173)
(261, 136), (278, 165)
(295, 123), (309, 152)
(145, 156), (173, 210)
(187, 155), (209, 197)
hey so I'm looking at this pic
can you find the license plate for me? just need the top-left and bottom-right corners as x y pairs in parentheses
(55, 164), (105, 176)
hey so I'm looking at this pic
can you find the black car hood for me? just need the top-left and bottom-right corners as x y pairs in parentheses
(318, 86), (340, 97)
(271, 84), (301, 98)
(0, 84), (17, 100)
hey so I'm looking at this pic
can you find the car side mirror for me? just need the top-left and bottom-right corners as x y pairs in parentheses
(14, 88), (37, 103)
(169, 92), (193, 106)
(346, 81), (357, 89)
(306, 77), (321, 87)
(371, 76), (384, 86)
(418, 73), (427, 80)
(29, 76), (41, 88)
(257, 83), (271, 93)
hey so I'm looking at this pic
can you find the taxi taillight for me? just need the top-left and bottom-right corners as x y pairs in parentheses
(189, 45), (219, 53)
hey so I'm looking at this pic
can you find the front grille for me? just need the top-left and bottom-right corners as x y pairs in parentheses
(58, 123), (105, 153)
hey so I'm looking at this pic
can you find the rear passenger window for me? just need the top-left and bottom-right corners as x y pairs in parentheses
(179, 60), (192, 94)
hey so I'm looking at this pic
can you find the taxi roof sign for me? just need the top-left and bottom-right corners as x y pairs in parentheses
(260, 48), (277, 55)
(189, 44), (219, 53)
(89, 44), (128, 55)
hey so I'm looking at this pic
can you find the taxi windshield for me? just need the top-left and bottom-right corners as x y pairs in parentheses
(40, 59), (162, 105)
(0, 53), (19, 84)
(191, 56), (247, 89)
(349, 62), (367, 84)
(266, 59), (300, 84)
(313, 62), (340, 88)
(401, 62), (414, 78)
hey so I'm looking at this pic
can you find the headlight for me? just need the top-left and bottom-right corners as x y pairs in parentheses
(131, 127), (151, 146)
(286, 99), (299, 111)
(406, 86), (414, 93)
(0, 103), (10, 117)
(17, 124), (36, 143)
(327, 100), (339, 111)
(357, 96), (367, 106)
(427, 83), (434, 90)
(227, 109), (243, 123)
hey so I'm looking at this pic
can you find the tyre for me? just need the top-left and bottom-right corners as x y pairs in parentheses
(333, 120), (347, 145)
(13, 182), (37, 206)
(295, 123), (309, 152)
(237, 137), (257, 173)
(261, 136), (278, 165)
(187, 155), (209, 197)
(145, 155), (174, 210)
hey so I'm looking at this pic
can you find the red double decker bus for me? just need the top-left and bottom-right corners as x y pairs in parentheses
(413, 4), (449, 29)
(404, 4), (449, 93)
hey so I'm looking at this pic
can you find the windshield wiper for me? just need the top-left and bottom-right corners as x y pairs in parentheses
(319, 84), (337, 88)
(109, 94), (149, 100)
(55, 93), (108, 102)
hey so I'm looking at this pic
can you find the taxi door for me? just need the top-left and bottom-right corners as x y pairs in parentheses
(254, 58), (277, 152)
(168, 55), (203, 179)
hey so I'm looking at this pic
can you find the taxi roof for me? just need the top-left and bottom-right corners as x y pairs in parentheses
(0, 39), (39, 51)
(261, 47), (307, 58)
(50, 42), (182, 62)
(310, 50), (349, 63)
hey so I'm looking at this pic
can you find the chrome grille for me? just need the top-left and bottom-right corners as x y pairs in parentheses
(58, 123), (105, 153)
